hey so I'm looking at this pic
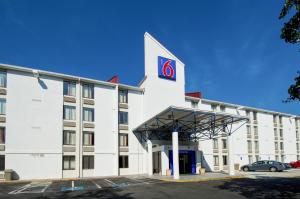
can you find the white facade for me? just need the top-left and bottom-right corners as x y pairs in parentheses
(0, 32), (298, 180)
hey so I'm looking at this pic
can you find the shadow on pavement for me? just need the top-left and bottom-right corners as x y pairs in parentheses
(216, 177), (300, 198)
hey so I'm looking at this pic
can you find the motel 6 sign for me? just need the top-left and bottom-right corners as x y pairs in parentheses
(158, 56), (176, 81)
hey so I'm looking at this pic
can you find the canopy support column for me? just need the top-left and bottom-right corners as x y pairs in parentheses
(227, 134), (235, 176)
(172, 131), (179, 179)
(147, 139), (153, 176)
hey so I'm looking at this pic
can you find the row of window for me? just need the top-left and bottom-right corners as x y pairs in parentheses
(247, 140), (259, 152)
(213, 155), (227, 166)
(63, 131), (129, 147)
(211, 104), (226, 112)
(246, 110), (257, 121)
(63, 106), (128, 125)
(274, 128), (284, 138)
(274, 142), (284, 151)
(246, 125), (258, 136)
(64, 81), (129, 104)
(0, 71), (6, 88)
(62, 155), (129, 170)
(63, 130), (94, 146)
(0, 127), (4, 144)
(63, 155), (94, 170)
(64, 81), (94, 99)
(213, 139), (227, 150)
(273, 115), (283, 125)
(63, 106), (94, 122)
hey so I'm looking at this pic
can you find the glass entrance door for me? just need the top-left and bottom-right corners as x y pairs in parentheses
(179, 153), (192, 174)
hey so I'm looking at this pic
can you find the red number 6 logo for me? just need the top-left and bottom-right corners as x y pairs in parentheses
(162, 60), (174, 78)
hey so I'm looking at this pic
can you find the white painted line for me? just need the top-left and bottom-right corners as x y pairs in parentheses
(130, 178), (149, 184)
(41, 182), (52, 193)
(8, 183), (31, 194)
(104, 179), (116, 186)
(92, 180), (102, 189)
(9, 182), (52, 194)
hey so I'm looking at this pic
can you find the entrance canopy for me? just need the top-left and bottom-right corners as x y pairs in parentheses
(133, 106), (248, 142)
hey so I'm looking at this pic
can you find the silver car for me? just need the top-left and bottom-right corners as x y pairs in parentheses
(241, 160), (286, 172)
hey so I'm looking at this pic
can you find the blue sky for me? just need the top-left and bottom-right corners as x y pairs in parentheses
(0, 0), (299, 114)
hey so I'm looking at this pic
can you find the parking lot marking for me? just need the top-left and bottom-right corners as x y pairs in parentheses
(104, 179), (116, 186)
(8, 183), (31, 194)
(130, 178), (149, 184)
(8, 181), (52, 194)
(92, 180), (102, 189)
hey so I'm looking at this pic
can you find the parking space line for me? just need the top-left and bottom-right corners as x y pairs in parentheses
(104, 179), (116, 186)
(130, 178), (149, 184)
(8, 181), (52, 194)
(92, 180), (102, 189)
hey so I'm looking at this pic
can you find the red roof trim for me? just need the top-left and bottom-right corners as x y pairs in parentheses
(107, 75), (119, 83)
(185, 92), (202, 99)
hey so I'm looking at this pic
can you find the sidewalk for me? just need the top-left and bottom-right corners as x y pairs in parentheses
(150, 172), (247, 182)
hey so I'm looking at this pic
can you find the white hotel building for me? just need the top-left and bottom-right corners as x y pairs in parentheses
(0, 33), (299, 180)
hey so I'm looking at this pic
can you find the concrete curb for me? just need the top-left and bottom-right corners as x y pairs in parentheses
(159, 175), (247, 183)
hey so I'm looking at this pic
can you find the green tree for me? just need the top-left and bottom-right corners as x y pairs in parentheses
(279, 0), (300, 102)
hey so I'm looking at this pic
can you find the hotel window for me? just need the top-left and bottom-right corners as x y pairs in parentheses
(279, 129), (283, 138)
(119, 134), (128, 147)
(275, 142), (278, 150)
(63, 156), (75, 170)
(281, 155), (285, 162)
(220, 105), (226, 112)
(0, 127), (5, 144)
(248, 155), (253, 164)
(119, 90), (128, 103)
(279, 116), (283, 125)
(83, 156), (94, 169)
(296, 130), (299, 139)
(273, 115), (277, 124)
(298, 155), (300, 161)
(253, 111), (257, 121)
(63, 81), (76, 96)
(82, 83), (94, 99)
(63, 105), (76, 120)
(222, 155), (228, 165)
(255, 155), (260, 162)
(222, 139), (227, 149)
(213, 139), (218, 149)
(0, 99), (6, 115)
(254, 141), (259, 152)
(246, 125), (251, 136)
(297, 143), (299, 151)
(246, 110), (250, 117)
(83, 108), (94, 122)
(191, 101), (198, 108)
(254, 126), (258, 136)
(119, 155), (128, 168)
(247, 141), (252, 153)
(211, 104), (217, 111)
(213, 155), (219, 166)
(0, 155), (4, 171)
(280, 142), (284, 150)
(274, 128), (278, 137)
(119, 111), (128, 125)
(275, 155), (279, 162)
(0, 71), (6, 88)
(63, 130), (75, 145)
(83, 132), (94, 146)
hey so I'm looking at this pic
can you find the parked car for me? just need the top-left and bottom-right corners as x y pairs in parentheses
(283, 163), (292, 170)
(290, 160), (300, 168)
(241, 160), (286, 172)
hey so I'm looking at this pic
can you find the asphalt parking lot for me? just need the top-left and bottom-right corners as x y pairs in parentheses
(0, 176), (163, 198)
(0, 170), (299, 199)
